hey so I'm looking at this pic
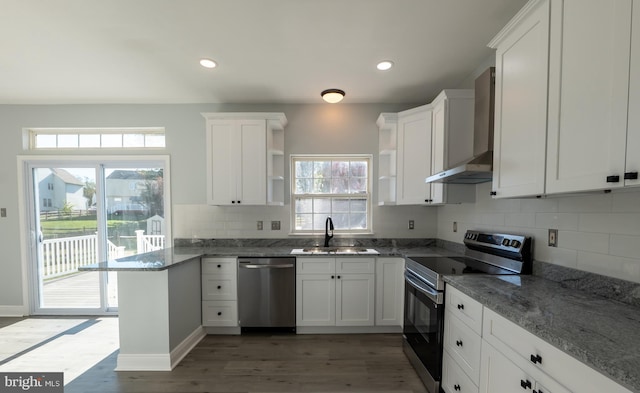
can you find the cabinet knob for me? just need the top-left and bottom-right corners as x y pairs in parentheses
(237, 200), (241, 204)
(490, 191), (497, 196)
(456, 340), (463, 347)
(217, 264), (221, 268)
(606, 175), (620, 183)
(331, 275), (335, 279)
(217, 312), (222, 316)
(457, 303), (464, 310)
(520, 379), (532, 389)
(530, 354), (542, 364)
(217, 285), (222, 289)
(624, 171), (639, 180)
(231, 200), (236, 204)
(454, 384), (461, 391)
(533, 390), (542, 393)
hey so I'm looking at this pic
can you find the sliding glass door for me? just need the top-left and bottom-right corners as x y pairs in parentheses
(25, 158), (169, 315)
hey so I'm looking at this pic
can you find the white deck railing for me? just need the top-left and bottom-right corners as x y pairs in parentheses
(41, 232), (164, 279)
(135, 230), (165, 253)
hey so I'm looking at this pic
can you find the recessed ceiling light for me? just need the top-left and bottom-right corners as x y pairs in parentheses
(199, 58), (217, 69)
(321, 89), (345, 104)
(376, 60), (394, 71)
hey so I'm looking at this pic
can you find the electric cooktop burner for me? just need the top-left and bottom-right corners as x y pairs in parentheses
(408, 256), (517, 276)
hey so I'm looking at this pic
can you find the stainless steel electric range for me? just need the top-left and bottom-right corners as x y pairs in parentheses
(403, 230), (532, 393)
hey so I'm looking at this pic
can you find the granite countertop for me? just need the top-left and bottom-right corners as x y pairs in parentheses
(444, 274), (640, 393)
(79, 248), (202, 271)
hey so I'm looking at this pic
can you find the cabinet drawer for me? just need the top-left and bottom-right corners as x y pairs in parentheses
(443, 349), (478, 393)
(335, 257), (375, 274)
(444, 310), (481, 384)
(483, 308), (632, 393)
(202, 300), (238, 327)
(202, 275), (237, 300)
(202, 257), (237, 275)
(296, 258), (335, 274)
(446, 285), (483, 334)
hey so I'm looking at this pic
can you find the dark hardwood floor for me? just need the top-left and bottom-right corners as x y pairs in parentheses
(66, 333), (429, 393)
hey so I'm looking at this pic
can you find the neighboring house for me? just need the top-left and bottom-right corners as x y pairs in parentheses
(106, 169), (163, 217)
(36, 168), (85, 211)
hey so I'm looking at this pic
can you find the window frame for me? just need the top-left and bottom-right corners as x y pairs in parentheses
(26, 127), (166, 150)
(290, 154), (373, 235)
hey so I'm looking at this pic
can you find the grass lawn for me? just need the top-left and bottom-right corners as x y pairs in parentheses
(40, 217), (142, 238)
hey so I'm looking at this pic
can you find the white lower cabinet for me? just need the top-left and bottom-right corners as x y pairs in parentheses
(296, 257), (375, 327)
(480, 342), (570, 393)
(375, 258), (404, 326)
(443, 286), (483, 393)
(201, 257), (238, 327)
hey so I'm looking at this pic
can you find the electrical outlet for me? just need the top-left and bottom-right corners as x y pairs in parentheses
(271, 221), (281, 230)
(257, 221), (263, 230)
(408, 220), (415, 230)
(453, 221), (457, 233)
(0, 208), (6, 218)
(548, 229), (558, 247)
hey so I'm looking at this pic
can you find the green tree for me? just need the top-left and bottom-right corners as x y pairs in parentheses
(83, 180), (96, 209)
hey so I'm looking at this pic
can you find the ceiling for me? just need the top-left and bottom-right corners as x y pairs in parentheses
(0, 0), (527, 105)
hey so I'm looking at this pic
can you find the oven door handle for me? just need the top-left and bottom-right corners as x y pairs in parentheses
(404, 272), (443, 305)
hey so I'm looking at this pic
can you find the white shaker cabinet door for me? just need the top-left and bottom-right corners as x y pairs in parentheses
(396, 105), (432, 205)
(626, 1), (640, 187)
(490, 0), (550, 198)
(296, 273), (336, 326)
(545, 0), (632, 193)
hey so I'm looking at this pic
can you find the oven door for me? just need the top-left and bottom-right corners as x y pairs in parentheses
(403, 270), (444, 391)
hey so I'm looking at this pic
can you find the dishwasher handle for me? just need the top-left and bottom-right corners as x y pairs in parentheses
(239, 262), (295, 269)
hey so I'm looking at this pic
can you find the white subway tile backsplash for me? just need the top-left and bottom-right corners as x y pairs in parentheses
(437, 187), (640, 282)
(535, 213), (579, 230)
(578, 251), (640, 283)
(558, 231), (609, 254)
(610, 235), (640, 259)
(579, 213), (640, 235)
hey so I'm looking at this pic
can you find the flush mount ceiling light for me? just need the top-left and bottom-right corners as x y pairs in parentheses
(376, 60), (394, 71)
(199, 58), (217, 69)
(321, 89), (345, 103)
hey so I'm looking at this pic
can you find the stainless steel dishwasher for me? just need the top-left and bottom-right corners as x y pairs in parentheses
(238, 257), (296, 332)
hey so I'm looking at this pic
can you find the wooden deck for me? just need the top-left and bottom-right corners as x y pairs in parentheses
(42, 271), (118, 309)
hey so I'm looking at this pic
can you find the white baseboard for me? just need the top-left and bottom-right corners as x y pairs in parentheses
(0, 305), (27, 317)
(170, 326), (206, 369)
(296, 325), (402, 334)
(115, 326), (205, 372)
(115, 354), (172, 371)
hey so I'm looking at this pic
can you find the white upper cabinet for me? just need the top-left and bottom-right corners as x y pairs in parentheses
(203, 113), (286, 206)
(489, 0), (550, 198)
(626, 2), (640, 187)
(396, 105), (433, 205)
(545, 0), (632, 194)
(430, 89), (477, 205)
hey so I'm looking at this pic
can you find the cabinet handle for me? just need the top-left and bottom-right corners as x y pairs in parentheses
(217, 285), (222, 289)
(520, 379), (532, 389)
(231, 200), (236, 204)
(457, 303), (464, 310)
(530, 354), (542, 364)
(337, 275), (341, 279)
(217, 312), (222, 316)
(454, 384), (461, 391)
(238, 200), (241, 204)
(606, 175), (620, 183)
(533, 390), (542, 393)
(624, 171), (639, 180)
(456, 340), (463, 347)
(217, 264), (221, 268)
(490, 191), (497, 196)
(331, 275), (335, 279)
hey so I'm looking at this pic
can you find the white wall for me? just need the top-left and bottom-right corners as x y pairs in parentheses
(438, 182), (640, 283)
(0, 102), (436, 312)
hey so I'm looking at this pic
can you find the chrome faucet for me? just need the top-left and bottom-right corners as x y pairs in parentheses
(324, 217), (334, 247)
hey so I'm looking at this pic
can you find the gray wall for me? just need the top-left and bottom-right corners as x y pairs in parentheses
(0, 102), (439, 311)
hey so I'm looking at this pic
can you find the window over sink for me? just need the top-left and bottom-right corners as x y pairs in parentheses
(291, 155), (372, 234)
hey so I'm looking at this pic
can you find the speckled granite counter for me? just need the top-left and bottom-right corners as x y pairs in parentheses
(79, 248), (202, 271)
(444, 274), (640, 392)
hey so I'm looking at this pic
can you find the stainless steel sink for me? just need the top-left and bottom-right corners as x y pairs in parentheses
(291, 247), (379, 255)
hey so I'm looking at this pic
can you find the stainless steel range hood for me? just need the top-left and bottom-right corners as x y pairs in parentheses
(426, 67), (495, 184)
